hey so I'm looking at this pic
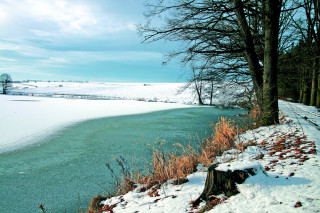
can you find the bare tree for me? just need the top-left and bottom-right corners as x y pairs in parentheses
(178, 71), (205, 105)
(0, 73), (12, 94)
(195, 68), (225, 106)
(192, 67), (205, 105)
(139, 0), (294, 125)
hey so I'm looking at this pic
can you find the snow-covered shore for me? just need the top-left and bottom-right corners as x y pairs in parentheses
(101, 100), (320, 212)
(0, 95), (193, 153)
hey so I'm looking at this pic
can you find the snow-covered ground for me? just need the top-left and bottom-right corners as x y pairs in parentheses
(8, 81), (245, 106)
(0, 95), (193, 153)
(3, 82), (318, 212)
(101, 100), (320, 213)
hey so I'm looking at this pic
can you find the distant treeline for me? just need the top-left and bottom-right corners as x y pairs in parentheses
(278, 41), (319, 108)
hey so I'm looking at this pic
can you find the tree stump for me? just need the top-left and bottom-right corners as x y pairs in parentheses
(193, 163), (264, 206)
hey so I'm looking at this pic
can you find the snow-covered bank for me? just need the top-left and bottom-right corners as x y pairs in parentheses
(101, 100), (320, 213)
(0, 95), (193, 153)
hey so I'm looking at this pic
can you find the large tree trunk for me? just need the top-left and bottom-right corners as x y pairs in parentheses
(234, 0), (281, 125)
(261, 0), (280, 126)
(310, 58), (319, 106)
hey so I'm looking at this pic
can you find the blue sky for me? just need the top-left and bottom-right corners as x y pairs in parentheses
(0, 0), (186, 82)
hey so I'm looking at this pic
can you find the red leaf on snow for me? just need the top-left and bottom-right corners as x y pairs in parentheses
(294, 201), (302, 207)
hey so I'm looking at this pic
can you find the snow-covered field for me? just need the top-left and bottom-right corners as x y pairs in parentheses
(10, 82), (192, 103)
(8, 81), (245, 106)
(101, 100), (320, 213)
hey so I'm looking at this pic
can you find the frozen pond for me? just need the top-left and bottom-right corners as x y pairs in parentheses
(0, 107), (245, 212)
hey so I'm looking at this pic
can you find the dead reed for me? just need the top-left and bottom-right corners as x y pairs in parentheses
(199, 117), (237, 165)
(152, 143), (199, 184)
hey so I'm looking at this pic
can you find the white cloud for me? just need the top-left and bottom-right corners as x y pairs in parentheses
(0, 0), (138, 39)
(0, 4), (9, 25)
(27, 0), (98, 34)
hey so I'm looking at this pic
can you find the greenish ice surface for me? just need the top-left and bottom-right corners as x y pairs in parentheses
(0, 107), (246, 212)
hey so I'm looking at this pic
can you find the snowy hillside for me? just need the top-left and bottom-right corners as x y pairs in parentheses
(100, 100), (320, 213)
(9, 81), (246, 106)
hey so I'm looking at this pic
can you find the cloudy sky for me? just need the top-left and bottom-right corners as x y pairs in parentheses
(0, 0), (185, 82)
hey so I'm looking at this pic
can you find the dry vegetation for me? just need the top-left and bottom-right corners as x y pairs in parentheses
(111, 118), (238, 194)
(88, 116), (245, 213)
(87, 106), (318, 213)
(199, 117), (237, 164)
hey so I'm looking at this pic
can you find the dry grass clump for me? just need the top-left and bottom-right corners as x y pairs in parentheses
(152, 143), (198, 184)
(199, 117), (237, 165)
(146, 117), (240, 185)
